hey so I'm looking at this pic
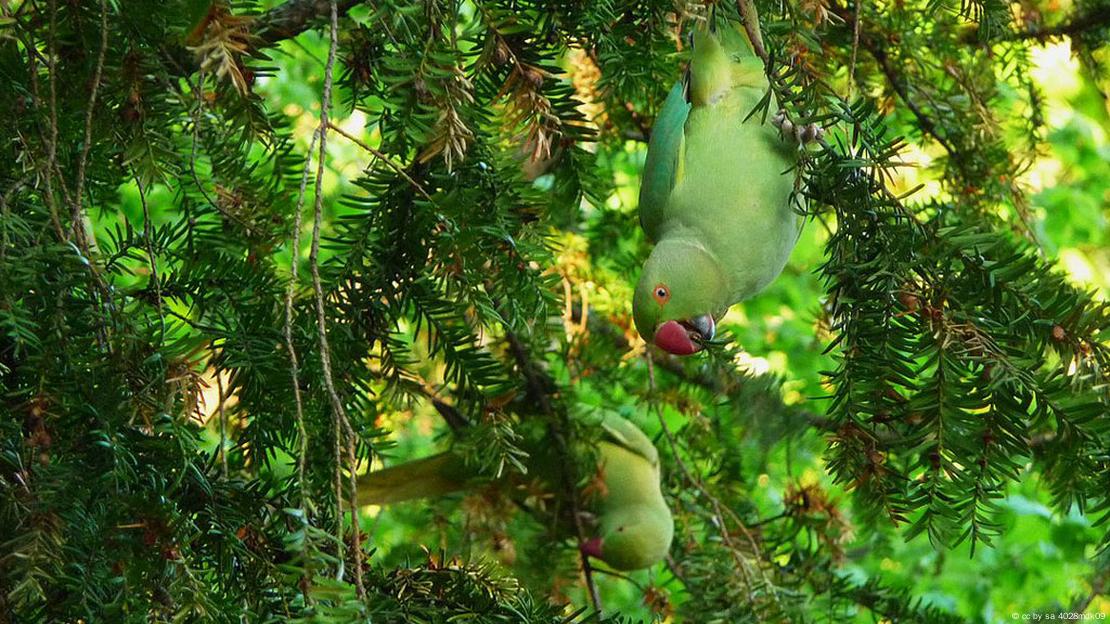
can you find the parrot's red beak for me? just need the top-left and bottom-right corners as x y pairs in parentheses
(654, 314), (715, 356)
(580, 536), (604, 559)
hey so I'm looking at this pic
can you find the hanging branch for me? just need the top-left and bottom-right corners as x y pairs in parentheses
(283, 126), (319, 611)
(41, 0), (65, 241)
(216, 373), (229, 478)
(71, 0), (109, 251)
(253, 0), (364, 46)
(286, 130), (318, 512)
(856, 30), (959, 157)
(306, 0), (365, 598)
(165, 0), (367, 78)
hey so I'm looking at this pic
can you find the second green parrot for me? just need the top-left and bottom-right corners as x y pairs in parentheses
(356, 412), (673, 571)
(634, 22), (799, 355)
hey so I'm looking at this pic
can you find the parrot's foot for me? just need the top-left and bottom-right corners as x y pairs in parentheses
(772, 109), (825, 145)
(576, 511), (598, 529)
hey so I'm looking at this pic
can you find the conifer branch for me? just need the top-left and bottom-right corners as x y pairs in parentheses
(505, 331), (603, 613)
(253, 0), (364, 47)
(967, 5), (1110, 43)
(646, 353), (788, 618)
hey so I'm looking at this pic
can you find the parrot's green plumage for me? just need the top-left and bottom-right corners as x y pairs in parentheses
(634, 23), (799, 356)
(356, 413), (673, 571)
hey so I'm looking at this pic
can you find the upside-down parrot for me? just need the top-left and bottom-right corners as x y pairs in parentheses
(356, 412), (673, 571)
(634, 22), (799, 356)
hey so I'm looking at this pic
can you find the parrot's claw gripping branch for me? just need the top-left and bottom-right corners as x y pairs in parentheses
(772, 109), (826, 145)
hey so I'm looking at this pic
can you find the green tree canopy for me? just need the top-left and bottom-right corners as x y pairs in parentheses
(1, 0), (1109, 621)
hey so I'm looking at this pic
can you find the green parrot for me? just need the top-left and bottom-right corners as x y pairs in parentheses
(634, 22), (799, 355)
(356, 412), (673, 571)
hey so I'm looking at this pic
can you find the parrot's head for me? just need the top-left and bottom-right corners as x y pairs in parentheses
(633, 239), (728, 356)
(580, 505), (674, 571)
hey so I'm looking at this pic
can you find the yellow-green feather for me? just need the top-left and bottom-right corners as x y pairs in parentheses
(633, 22), (799, 341)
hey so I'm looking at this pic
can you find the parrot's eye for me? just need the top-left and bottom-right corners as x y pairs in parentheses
(653, 284), (670, 305)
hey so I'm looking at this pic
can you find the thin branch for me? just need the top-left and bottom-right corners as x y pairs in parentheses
(735, 0), (768, 63)
(164, 0), (364, 77)
(216, 373), (229, 478)
(868, 42), (958, 157)
(153, 53), (257, 235)
(569, 303), (839, 433)
(326, 122), (435, 202)
(646, 354), (786, 614)
(591, 567), (646, 591)
(286, 130), (318, 511)
(847, 0), (862, 100)
(283, 119), (318, 611)
(306, 0), (365, 598)
(826, 1), (959, 157)
(40, 0), (64, 241)
(71, 0), (109, 249)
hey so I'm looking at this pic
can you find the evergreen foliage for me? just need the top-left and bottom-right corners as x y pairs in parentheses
(0, 0), (1108, 621)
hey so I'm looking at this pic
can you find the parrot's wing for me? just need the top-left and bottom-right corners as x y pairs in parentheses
(638, 81), (690, 242)
(599, 413), (659, 468)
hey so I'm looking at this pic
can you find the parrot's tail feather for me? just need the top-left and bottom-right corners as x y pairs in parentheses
(355, 453), (465, 506)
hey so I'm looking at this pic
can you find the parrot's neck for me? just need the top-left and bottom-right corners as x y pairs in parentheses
(652, 230), (731, 313)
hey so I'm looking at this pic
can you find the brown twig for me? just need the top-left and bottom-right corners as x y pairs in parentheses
(71, 0), (109, 250)
(42, 0), (65, 241)
(868, 42), (958, 157)
(736, 0), (768, 63)
(306, 0), (365, 597)
(825, 1), (959, 157)
(253, 0), (364, 47)
(847, 0), (862, 100)
(283, 117), (318, 609)
(285, 129), (318, 513)
(326, 122), (434, 202)
(216, 373), (229, 478)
